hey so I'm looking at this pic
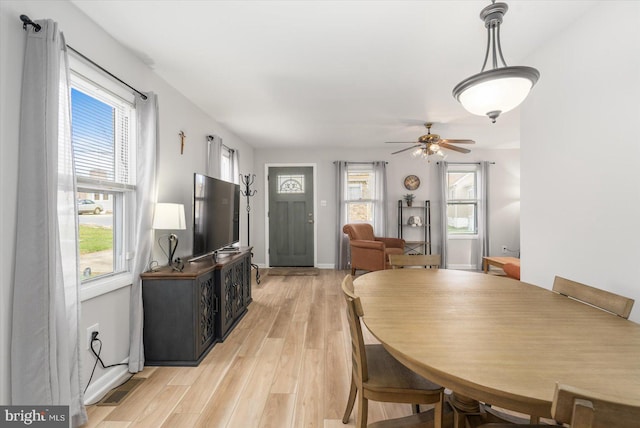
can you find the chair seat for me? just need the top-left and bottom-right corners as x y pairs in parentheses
(365, 344), (442, 394)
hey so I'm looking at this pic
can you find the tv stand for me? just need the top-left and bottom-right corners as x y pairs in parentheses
(140, 247), (252, 365)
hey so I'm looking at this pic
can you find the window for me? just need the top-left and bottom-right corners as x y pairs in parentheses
(345, 164), (376, 224)
(446, 166), (478, 234)
(70, 68), (136, 284)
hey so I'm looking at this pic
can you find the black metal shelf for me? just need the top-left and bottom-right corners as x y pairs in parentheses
(397, 200), (431, 255)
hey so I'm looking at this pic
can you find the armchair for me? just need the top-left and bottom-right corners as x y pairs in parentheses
(342, 223), (405, 275)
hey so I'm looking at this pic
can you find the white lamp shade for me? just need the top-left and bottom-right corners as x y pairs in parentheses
(458, 76), (533, 117)
(152, 203), (186, 230)
(453, 66), (540, 120)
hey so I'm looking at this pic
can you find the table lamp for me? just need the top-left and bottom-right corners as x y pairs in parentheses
(152, 203), (186, 267)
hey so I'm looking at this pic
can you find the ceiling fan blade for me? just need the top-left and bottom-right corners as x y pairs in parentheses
(440, 139), (475, 144)
(392, 145), (421, 155)
(440, 143), (471, 154)
(385, 141), (418, 144)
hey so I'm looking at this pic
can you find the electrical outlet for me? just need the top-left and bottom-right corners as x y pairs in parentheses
(501, 245), (507, 254)
(86, 323), (99, 350)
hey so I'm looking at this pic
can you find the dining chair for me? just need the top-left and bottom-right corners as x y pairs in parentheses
(552, 276), (634, 319)
(388, 254), (441, 269)
(341, 275), (444, 428)
(478, 383), (640, 428)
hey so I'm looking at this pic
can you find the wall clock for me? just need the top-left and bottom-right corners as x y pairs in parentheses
(403, 175), (420, 191)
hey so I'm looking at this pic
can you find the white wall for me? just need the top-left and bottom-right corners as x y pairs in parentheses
(521, 1), (640, 322)
(0, 0), (253, 404)
(252, 147), (520, 268)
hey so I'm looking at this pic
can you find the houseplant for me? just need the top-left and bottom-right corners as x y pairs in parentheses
(403, 193), (416, 207)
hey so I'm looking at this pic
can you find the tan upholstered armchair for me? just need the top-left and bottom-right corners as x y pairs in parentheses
(342, 223), (405, 275)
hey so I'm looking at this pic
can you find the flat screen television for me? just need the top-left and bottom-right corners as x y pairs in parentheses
(192, 173), (240, 260)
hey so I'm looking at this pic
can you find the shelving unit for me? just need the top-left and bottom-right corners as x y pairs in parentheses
(397, 200), (431, 255)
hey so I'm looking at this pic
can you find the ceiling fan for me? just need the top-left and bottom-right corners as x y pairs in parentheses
(386, 123), (475, 159)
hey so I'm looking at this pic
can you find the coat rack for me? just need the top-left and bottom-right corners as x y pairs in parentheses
(240, 174), (260, 284)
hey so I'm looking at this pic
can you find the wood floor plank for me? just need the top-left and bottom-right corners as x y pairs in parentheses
(83, 406), (115, 428)
(193, 355), (257, 427)
(292, 348), (324, 428)
(172, 334), (244, 414)
(258, 393), (296, 428)
(324, 330), (350, 420)
(159, 413), (200, 428)
(270, 321), (307, 394)
(129, 385), (188, 428)
(104, 367), (180, 422)
(226, 338), (285, 427)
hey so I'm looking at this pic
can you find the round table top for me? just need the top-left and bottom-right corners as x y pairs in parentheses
(353, 269), (640, 417)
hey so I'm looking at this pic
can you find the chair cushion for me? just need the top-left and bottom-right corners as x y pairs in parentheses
(503, 262), (521, 280)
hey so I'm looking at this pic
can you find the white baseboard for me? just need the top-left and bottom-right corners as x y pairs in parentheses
(83, 359), (130, 405)
(316, 264), (335, 269)
(446, 264), (478, 270)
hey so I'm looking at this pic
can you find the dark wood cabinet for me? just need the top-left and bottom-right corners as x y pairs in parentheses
(140, 248), (252, 366)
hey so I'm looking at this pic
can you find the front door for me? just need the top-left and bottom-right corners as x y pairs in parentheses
(268, 166), (314, 266)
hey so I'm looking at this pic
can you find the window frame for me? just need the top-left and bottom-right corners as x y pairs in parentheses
(69, 56), (138, 301)
(344, 163), (377, 226)
(446, 166), (479, 236)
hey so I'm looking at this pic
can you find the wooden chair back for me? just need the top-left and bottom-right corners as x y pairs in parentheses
(341, 275), (368, 383)
(552, 276), (634, 319)
(389, 254), (441, 269)
(552, 383), (640, 428)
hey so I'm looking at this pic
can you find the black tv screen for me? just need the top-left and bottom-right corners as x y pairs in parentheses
(192, 173), (240, 258)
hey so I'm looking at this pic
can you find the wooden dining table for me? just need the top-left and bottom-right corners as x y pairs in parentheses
(353, 269), (640, 423)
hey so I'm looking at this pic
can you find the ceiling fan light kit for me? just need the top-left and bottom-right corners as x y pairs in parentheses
(387, 122), (474, 161)
(452, 1), (540, 123)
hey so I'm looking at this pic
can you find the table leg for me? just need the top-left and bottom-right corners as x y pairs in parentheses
(483, 259), (488, 273)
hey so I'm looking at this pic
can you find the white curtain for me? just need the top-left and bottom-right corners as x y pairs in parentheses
(438, 161), (449, 268)
(128, 92), (159, 372)
(12, 19), (87, 426)
(207, 135), (222, 178)
(334, 161), (349, 269)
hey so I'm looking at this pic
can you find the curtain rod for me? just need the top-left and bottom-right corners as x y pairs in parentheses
(20, 14), (148, 101)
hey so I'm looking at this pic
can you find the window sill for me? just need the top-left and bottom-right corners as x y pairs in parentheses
(448, 234), (479, 240)
(80, 273), (133, 302)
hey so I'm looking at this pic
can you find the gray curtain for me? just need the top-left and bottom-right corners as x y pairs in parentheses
(128, 92), (159, 372)
(231, 148), (240, 184)
(334, 161), (388, 270)
(334, 161), (349, 269)
(12, 19), (87, 426)
(207, 134), (222, 178)
(438, 161), (449, 268)
(477, 161), (491, 269)
(372, 161), (388, 236)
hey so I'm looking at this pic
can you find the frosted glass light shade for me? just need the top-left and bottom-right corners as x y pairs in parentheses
(453, 66), (539, 122)
(152, 203), (186, 230)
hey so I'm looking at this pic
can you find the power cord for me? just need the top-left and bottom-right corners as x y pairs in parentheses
(84, 332), (129, 394)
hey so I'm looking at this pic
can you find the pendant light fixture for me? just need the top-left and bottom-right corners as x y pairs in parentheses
(452, 1), (540, 123)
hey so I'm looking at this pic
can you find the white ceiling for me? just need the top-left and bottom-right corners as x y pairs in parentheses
(71, 0), (599, 150)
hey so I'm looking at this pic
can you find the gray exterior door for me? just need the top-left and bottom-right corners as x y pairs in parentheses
(268, 166), (314, 266)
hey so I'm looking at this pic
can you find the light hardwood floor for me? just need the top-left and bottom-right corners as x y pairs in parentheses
(83, 269), (417, 427)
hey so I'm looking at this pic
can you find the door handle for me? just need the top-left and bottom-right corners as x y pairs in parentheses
(308, 219), (314, 224)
